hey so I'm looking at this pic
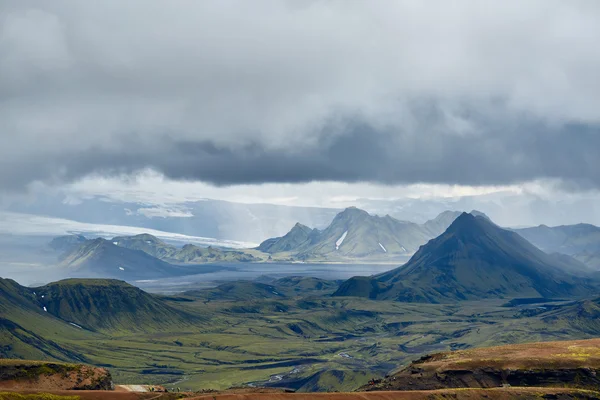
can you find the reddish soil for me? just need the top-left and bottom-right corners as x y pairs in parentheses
(361, 338), (600, 392)
(0, 364), (112, 391)
(4, 388), (600, 400)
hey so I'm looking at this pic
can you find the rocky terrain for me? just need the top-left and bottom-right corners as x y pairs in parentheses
(0, 360), (112, 391)
(361, 338), (600, 392)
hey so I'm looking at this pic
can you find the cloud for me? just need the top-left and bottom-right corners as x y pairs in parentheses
(1, 1), (600, 190)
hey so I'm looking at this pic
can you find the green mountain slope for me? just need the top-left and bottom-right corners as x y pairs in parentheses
(110, 233), (261, 263)
(0, 278), (93, 362)
(186, 276), (339, 301)
(34, 278), (201, 332)
(185, 281), (287, 301)
(334, 213), (597, 303)
(110, 233), (174, 259)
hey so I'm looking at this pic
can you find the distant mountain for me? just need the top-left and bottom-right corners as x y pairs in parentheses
(257, 207), (474, 261)
(49, 234), (88, 253)
(35, 278), (200, 331)
(111, 233), (261, 263)
(334, 213), (597, 303)
(515, 223), (600, 269)
(110, 233), (174, 258)
(515, 223), (600, 255)
(257, 223), (320, 253)
(184, 276), (339, 301)
(185, 281), (287, 302)
(58, 238), (196, 280)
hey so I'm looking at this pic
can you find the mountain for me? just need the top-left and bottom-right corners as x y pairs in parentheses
(35, 278), (200, 332)
(334, 213), (597, 302)
(0, 278), (93, 361)
(58, 238), (196, 280)
(257, 223), (319, 253)
(110, 233), (174, 258)
(575, 250), (600, 269)
(185, 281), (287, 302)
(49, 234), (88, 253)
(184, 277), (339, 301)
(421, 211), (463, 236)
(515, 223), (600, 254)
(110, 233), (261, 263)
(515, 223), (600, 268)
(258, 207), (467, 261)
(258, 207), (492, 261)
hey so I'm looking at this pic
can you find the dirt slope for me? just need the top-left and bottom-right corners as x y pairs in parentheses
(362, 338), (600, 392)
(3, 388), (600, 400)
(0, 360), (112, 391)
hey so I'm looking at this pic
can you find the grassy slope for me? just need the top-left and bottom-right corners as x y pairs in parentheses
(335, 213), (596, 302)
(34, 279), (204, 333)
(111, 234), (262, 263)
(6, 277), (600, 392)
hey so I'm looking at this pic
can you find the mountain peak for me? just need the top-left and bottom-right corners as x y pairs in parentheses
(442, 212), (496, 240)
(336, 207), (370, 220)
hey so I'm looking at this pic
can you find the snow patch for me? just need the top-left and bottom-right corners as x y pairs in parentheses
(69, 322), (83, 329)
(378, 242), (387, 253)
(113, 241), (118, 245)
(119, 267), (125, 271)
(335, 231), (348, 250)
(43, 306), (47, 312)
(41, 295), (44, 298)
(146, 240), (152, 244)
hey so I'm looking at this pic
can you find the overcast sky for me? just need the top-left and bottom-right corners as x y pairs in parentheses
(1, 1), (600, 213)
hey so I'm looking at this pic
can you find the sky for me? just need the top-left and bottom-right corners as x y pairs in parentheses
(1, 1), (600, 220)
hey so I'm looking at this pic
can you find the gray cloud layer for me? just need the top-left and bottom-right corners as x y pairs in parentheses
(1, 1), (600, 189)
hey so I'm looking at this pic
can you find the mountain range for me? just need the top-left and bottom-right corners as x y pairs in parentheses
(258, 208), (469, 261)
(334, 213), (597, 303)
(515, 223), (600, 269)
(51, 233), (263, 280)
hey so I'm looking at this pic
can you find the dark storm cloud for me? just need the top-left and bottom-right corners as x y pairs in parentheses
(1, 1), (600, 190)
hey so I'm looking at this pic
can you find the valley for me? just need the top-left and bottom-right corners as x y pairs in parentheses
(3, 274), (600, 393)
(4, 210), (600, 396)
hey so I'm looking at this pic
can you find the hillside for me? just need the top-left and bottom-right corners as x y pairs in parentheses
(0, 359), (112, 391)
(257, 223), (320, 253)
(185, 276), (339, 301)
(361, 338), (600, 392)
(334, 213), (597, 302)
(515, 223), (600, 269)
(34, 279), (201, 332)
(49, 234), (88, 253)
(57, 238), (196, 280)
(111, 234), (261, 263)
(0, 278), (94, 362)
(258, 208), (467, 261)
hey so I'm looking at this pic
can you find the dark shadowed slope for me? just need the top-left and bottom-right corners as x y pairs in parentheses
(335, 213), (597, 303)
(57, 238), (197, 279)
